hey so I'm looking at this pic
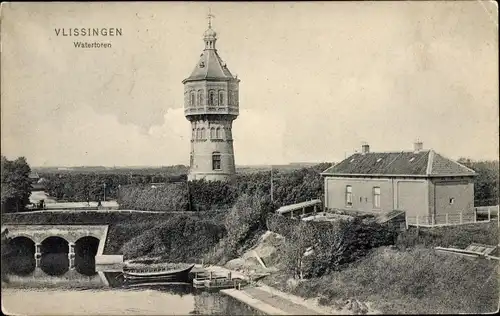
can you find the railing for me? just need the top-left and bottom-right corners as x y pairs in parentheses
(405, 211), (489, 228)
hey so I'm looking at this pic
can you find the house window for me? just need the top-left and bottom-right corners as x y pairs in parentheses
(373, 187), (381, 209)
(219, 91), (224, 106)
(209, 91), (215, 106)
(449, 198), (455, 205)
(212, 152), (221, 170)
(345, 185), (352, 206)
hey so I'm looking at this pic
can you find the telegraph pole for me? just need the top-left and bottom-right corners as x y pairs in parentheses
(103, 183), (106, 201)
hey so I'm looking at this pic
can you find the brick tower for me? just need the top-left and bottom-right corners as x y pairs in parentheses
(183, 15), (240, 181)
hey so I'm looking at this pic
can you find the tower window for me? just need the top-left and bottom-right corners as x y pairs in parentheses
(218, 91), (224, 106)
(210, 127), (216, 139)
(190, 92), (195, 107)
(216, 127), (222, 139)
(197, 90), (204, 106)
(200, 128), (206, 140)
(196, 128), (200, 139)
(345, 185), (352, 206)
(212, 152), (221, 170)
(209, 91), (215, 106)
(373, 187), (381, 209)
(190, 153), (194, 167)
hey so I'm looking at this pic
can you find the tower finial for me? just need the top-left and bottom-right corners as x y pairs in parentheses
(207, 8), (215, 29)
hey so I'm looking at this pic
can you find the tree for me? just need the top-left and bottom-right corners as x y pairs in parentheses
(1, 156), (32, 213)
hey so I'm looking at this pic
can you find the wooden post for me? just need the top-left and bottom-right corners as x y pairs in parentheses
(405, 214), (408, 230)
(431, 214), (434, 226)
(460, 212), (463, 224)
(209, 271), (213, 280)
(446, 213), (449, 225)
(488, 207), (491, 222)
(228, 272), (231, 280)
(416, 215), (419, 227)
(302, 207), (305, 215)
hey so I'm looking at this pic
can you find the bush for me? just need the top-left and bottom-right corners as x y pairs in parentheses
(121, 215), (225, 262)
(203, 192), (273, 265)
(279, 216), (397, 278)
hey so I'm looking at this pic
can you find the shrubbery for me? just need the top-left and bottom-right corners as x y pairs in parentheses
(395, 222), (498, 250)
(289, 246), (498, 314)
(203, 192), (273, 264)
(120, 215), (225, 262)
(118, 183), (189, 211)
(280, 217), (397, 279)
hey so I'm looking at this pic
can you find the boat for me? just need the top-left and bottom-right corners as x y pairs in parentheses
(123, 264), (195, 281)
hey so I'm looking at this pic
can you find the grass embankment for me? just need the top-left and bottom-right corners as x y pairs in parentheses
(262, 222), (499, 314)
(1, 211), (227, 261)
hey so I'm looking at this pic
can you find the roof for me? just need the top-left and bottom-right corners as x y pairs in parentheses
(321, 150), (476, 177)
(276, 199), (322, 214)
(28, 171), (40, 179)
(184, 49), (235, 82)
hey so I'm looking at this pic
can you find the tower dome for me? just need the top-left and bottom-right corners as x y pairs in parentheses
(203, 27), (217, 38)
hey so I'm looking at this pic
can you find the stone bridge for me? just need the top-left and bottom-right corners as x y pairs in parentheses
(2, 225), (109, 267)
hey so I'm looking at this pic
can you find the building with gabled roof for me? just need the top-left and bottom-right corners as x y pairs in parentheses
(321, 142), (476, 224)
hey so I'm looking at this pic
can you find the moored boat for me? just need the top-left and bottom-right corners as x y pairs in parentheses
(123, 264), (195, 281)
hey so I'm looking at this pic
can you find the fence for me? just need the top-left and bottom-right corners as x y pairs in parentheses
(405, 210), (493, 228)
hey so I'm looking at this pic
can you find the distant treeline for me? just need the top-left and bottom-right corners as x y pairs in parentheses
(457, 158), (499, 206)
(40, 170), (188, 202)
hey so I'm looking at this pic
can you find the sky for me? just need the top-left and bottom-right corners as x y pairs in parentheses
(1, 1), (498, 167)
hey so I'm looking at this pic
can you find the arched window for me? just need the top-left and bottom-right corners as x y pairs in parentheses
(196, 128), (200, 139)
(212, 152), (221, 170)
(228, 91), (233, 105)
(190, 91), (195, 107)
(345, 185), (353, 206)
(210, 127), (216, 139)
(192, 128), (195, 139)
(216, 127), (221, 139)
(226, 127), (232, 140)
(200, 128), (206, 140)
(209, 91), (215, 106)
(218, 91), (224, 106)
(190, 153), (194, 167)
(197, 90), (204, 106)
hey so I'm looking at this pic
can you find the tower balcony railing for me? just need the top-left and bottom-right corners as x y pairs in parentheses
(185, 106), (239, 116)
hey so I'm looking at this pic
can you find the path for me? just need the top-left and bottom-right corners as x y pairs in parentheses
(243, 286), (323, 315)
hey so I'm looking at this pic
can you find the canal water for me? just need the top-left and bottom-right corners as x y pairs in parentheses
(1, 254), (262, 315)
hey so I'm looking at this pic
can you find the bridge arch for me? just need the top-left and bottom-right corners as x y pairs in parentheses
(74, 236), (100, 276)
(39, 236), (69, 276)
(6, 236), (36, 275)
(40, 236), (69, 254)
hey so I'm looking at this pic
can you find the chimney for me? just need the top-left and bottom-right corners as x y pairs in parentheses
(414, 140), (423, 153)
(361, 143), (370, 154)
